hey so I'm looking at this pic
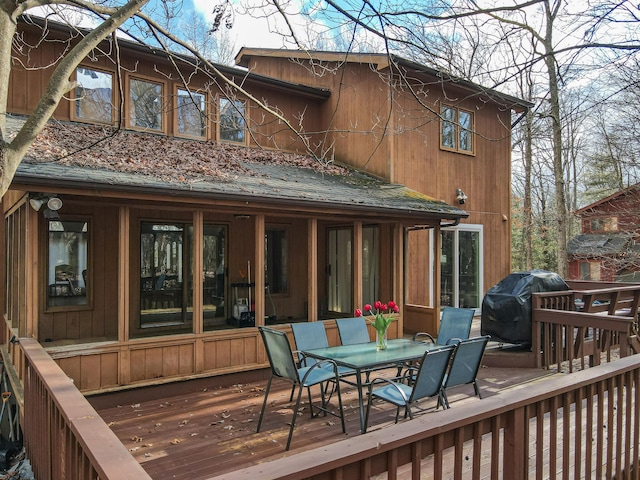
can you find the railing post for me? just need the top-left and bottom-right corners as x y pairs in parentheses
(502, 407), (527, 479)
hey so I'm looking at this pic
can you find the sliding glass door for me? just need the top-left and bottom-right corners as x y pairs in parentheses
(440, 225), (483, 311)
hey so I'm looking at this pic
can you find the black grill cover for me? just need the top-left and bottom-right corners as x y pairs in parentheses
(481, 270), (569, 345)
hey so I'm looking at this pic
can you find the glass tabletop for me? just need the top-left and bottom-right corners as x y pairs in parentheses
(303, 338), (438, 370)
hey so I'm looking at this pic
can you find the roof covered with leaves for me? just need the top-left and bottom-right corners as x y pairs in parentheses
(8, 115), (468, 221)
(567, 234), (635, 256)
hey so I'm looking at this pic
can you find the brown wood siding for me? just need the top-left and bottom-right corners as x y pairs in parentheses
(9, 23), (325, 156)
(240, 57), (393, 177)
(242, 55), (514, 295)
(391, 84), (513, 293)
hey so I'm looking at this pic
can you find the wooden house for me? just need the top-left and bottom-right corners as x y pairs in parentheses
(568, 184), (640, 282)
(2, 16), (530, 394)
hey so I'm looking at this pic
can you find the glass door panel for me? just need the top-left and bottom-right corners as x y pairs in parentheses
(440, 230), (454, 307)
(203, 225), (227, 331)
(458, 230), (480, 308)
(328, 228), (352, 314)
(140, 222), (193, 329)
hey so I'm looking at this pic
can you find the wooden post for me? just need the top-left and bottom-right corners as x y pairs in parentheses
(118, 206), (131, 386)
(393, 223), (404, 335)
(433, 224), (442, 331)
(254, 215), (265, 326)
(26, 200), (38, 339)
(353, 221), (363, 313)
(192, 211), (203, 335)
(503, 407), (527, 478)
(307, 218), (318, 322)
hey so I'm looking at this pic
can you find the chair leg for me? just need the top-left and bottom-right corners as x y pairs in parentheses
(440, 390), (450, 409)
(364, 391), (373, 433)
(406, 405), (413, 420)
(334, 377), (346, 434)
(474, 381), (482, 399)
(257, 375), (274, 433)
(286, 384), (305, 451)
(289, 384), (296, 402)
(308, 384), (323, 418)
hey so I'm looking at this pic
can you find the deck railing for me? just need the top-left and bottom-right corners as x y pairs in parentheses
(18, 338), (152, 480)
(213, 354), (640, 480)
(10, 281), (640, 480)
(532, 285), (640, 371)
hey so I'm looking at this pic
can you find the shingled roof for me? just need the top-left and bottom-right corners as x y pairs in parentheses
(8, 115), (468, 223)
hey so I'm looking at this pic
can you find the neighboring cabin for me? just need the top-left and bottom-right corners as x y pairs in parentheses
(568, 184), (640, 282)
(1, 16), (530, 392)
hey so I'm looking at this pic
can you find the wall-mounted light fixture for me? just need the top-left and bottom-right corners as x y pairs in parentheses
(456, 188), (467, 205)
(30, 195), (63, 219)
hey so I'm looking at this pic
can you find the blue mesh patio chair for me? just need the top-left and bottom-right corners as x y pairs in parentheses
(440, 335), (490, 409)
(336, 317), (371, 345)
(256, 326), (346, 450)
(291, 322), (356, 390)
(364, 344), (456, 432)
(414, 307), (474, 346)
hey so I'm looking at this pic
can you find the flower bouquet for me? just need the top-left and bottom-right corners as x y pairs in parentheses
(355, 300), (399, 350)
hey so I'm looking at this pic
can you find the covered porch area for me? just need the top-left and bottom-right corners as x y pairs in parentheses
(3, 146), (467, 394)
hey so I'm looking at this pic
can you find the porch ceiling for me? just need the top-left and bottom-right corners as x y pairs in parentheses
(9, 115), (468, 223)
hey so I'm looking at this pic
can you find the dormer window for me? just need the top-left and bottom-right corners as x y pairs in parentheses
(441, 105), (474, 154)
(73, 67), (113, 124)
(129, 77), (164, 131)
(219, 98), (246, 143)
(176, 88), (207, 138)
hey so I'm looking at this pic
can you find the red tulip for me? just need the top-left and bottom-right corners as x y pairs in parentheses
(388, 300), (396, 309)
(354, 308), (362, 317)
(374, 300), (382, 310)
(364, 304), (372, 312)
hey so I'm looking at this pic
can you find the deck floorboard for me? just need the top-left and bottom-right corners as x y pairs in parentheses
(93, 361), (555, 479)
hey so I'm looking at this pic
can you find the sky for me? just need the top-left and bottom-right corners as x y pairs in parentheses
(191, 0), (320, 50)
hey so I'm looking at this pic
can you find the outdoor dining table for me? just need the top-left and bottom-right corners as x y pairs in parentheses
(302, 338), (440, 433)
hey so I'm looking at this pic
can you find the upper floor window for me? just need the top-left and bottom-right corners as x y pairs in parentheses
(129, 77), (163, 131)
(441, 105), (474, 154)
(74, 67), (113, 124)
(177, 89), (207, 138)
(219, 98), (246, 143)
(591, 217), (618, 232)
(47, 220), (89, 309)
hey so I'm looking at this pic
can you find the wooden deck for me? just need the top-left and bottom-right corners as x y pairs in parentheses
(90, 356), (557, 480)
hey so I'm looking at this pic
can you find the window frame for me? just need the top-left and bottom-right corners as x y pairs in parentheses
(71, 66), (115, 125)
(218, 97), (247, 144)
(440, 104), (475, 155)
(127, 75), (167, 133)
(174, 86), (209, 140)
(590, 217), (618, 233)
(44, 216), (93, 313)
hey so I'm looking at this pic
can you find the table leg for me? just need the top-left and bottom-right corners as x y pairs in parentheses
(355, 368), (366, 433)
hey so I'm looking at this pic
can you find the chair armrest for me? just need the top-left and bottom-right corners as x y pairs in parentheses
(413, 332), (436, 343)
(367, 377), (410, 402)
(299, 359), (341, 383)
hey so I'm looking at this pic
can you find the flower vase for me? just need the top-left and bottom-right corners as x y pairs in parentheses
(376, 329), (388, 351)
